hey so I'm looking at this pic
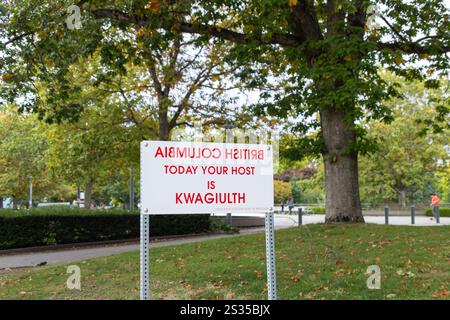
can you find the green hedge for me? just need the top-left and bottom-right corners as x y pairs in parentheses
(425, 208), (450, 217)
(0, 207), (210, 250)
(304, 206), (325, 214)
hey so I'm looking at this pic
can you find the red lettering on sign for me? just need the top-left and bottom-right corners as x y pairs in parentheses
(175, 192), (246, 204)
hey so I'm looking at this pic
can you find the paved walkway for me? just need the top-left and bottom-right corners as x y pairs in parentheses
(0, 214), (448, 270)
(271, 213), (450, 227)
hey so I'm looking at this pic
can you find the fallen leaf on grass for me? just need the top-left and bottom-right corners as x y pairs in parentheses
(335, 269), (346, 276)
(396, 269), (415, 278)
(316, 285), (329, 292)
(254, 270), (263, 279)
(432, 288), (450, 298)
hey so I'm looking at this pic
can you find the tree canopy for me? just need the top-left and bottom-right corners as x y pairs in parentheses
(359, 76), (450, 206)
(1, 0), (449, 221)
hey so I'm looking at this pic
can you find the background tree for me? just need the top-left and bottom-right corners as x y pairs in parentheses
(274, 180), (293, 204)
(0, 110), (54, 208)
(359, 77), (450, 207)
(436, 160), (450, 203)
(0, 1), (245, 141)
(38, 58), (143, 208)
(44, 102), (140, 208)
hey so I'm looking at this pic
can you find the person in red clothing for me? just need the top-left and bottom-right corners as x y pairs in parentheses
(430, 193), (441, 220)
(430, 193), (441, 206)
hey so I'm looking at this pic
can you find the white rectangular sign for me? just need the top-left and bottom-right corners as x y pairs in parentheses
(140, 141), (274, 214)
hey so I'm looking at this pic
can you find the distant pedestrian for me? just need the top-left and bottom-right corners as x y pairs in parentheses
(430, 193), (441, 220)
(286, 197), (294, 214)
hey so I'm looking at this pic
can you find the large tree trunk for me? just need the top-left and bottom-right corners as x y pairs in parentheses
(84, 181), (93, 209)
(321, 108), (364, 223)
(0, 197), (3, 209)
(12, 196), (18, 209)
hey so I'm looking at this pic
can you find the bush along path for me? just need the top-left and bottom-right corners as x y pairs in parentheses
(0, 207), (210, 250)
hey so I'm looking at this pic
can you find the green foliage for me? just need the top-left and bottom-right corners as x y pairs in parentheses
(2, 0), (449, 152)
(43, 78), (141, 185)
(425, 208), (450, 217)
(1, 0), (449, 223)
(209, 218), (240, 234)
(304, 206), (326, 215)
(291, 179), (325, 204)
(436, 165), (450, 203)
(290, 163), (325, 204)
(0, 207), (211, 249)
(94, 172), (139, 208)
(0, 110), (66, 205)
(273, 180), (292, 204)
(359, 76), (450, 206)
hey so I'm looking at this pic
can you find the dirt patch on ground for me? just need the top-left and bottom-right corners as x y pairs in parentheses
(154, 280), (246, 300)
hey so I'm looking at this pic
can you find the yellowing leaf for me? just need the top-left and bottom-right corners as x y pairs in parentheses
(1, 73), (13, 82)
(145, 0), (160, 13)
(394, 56), (404, 65)
(254, 270), (263, 279)
(288, 0), (298, 7)
(344, 55), (352, 62)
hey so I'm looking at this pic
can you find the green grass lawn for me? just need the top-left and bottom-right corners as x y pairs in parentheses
(0, 224), (449, 300)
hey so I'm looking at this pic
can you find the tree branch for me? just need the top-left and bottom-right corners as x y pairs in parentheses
(162, 33), (182, 96)
(3, 31), (33, 46)
(379, 15), (410, 43)
(377, 41), (450, 54)
(90, 8), (302, 47)
(288, 0), (323, 41)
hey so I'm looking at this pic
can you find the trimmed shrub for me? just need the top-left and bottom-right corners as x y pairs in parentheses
(0, 207), (210, 250)
(306, 206), (325, 215)
(425, 208), (450, 217)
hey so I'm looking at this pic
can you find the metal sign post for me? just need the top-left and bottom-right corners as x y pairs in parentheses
(140, 213), (150, 300)
(140, 213), (278, 300)
(265, 212), (277, 300)
(384, 206), (389, 225)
